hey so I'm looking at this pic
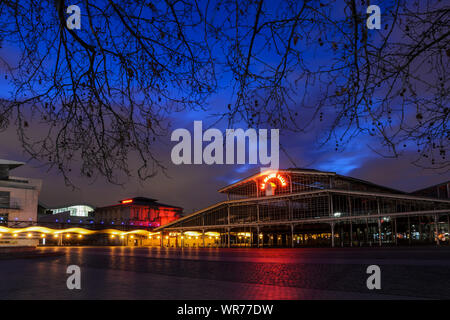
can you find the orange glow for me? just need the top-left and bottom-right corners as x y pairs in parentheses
(0, 226), (154, 239)
(121, 199), (133, 204)
(260, 173), (288, 190)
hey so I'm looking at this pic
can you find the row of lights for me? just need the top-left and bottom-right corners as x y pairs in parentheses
(1, 233), (143, 239)
(147, 235), (221, 240)
(2, 233), (264, 241)
(2, 230), (228, 240)
(0, 233), (84, 238)
(0, 234), (145, 239)
(0, 233), (149, 239)
(110, 235), (136, 239)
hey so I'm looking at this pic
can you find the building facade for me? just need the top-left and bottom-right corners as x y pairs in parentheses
(95, 197), (182, 228)
(412, 181), (450, 200)
(0, 159), (42, 246)
(50, 204), (94, 217)
(38, 210), (94, 226)
(156, 169), (450, 248)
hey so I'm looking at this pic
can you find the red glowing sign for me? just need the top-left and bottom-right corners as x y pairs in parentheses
(260, 173), (287, 190)
(121, 199), (133, 204)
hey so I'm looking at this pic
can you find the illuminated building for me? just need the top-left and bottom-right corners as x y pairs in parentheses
(156, 169), (450, 248)
(0, 225), (155, 246)
(38, 210), (94, 226)
(50, 205), (94, 217)
(94, 197), (182, 228)
(37, 204), (95, 226)
(0, 159), (42, 246)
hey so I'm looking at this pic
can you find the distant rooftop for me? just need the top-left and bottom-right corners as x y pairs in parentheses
(0, 159), (25, 170)
(287, 167), (332, 173)
(0, 159), (25, 180)
(96, 197), (182, 210)
(118, 197), (158, 204)
(218, 168), (404, 195)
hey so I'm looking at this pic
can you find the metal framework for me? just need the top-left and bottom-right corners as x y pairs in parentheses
(156, 169), (450, 248)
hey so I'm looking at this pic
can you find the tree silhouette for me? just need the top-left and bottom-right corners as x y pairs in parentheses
(0, 0), (448, 184)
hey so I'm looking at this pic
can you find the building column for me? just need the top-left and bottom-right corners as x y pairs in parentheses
(377, 197), (382, 247)
(257, 226), (260, 248)
(256, 203), (260, 222)
(329, 193), (334, 217)
(160, 232), (163, 248)
(222, 229), (226, 248)
(390, 218), (394, 244)
(394, 217), (398, 246)
(434, 215), (440, 246)
(288, 200), (293, 221)
(348, 196), (352, 247)
(227, 228), (231, 248)
(291, 224), (294, 248)
(408, 216), (412, 245)
(331, 222), (335, 248)
(448, 214), (450, 244)
(181, 232), (184, 248)
(418, 216), (422, 241)
(366, 218), (370, 246)
(202, 229), (205, 248)
(378, 219), (382, 247)
(350, 220), (353, 247)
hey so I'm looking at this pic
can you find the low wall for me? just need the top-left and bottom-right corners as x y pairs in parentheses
(0, 246), (36, 253)
(0, 238), (39, 247)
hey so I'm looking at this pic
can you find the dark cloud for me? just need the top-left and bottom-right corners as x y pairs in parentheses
(347, 153), (449, 193)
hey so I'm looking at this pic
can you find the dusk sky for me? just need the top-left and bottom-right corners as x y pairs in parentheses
(1, 116), (448, 214)
(0, 0), (448, 214)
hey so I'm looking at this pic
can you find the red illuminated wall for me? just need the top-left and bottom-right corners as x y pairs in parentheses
(129, 206), (181, 227)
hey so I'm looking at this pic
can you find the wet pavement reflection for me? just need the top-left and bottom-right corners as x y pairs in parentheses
(1, 246), (450, 299)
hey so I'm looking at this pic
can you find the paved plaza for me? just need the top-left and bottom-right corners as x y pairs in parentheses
(1, 247), (450, 299)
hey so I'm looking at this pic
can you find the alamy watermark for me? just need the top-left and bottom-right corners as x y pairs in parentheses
(66, 5), (81, 30)
(367, 5), (381, 30)
(171, 121), (279, 172)
(366, 265), (381, 290)
(64, 4), (380, 34)
(66, 265), (81, 290)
